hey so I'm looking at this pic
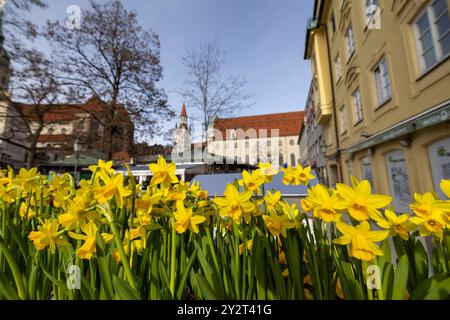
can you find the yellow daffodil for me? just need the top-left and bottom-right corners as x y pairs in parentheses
(95, 173), (132, 208)
(281, 201), (299, 221)
(173, 201), (206, 234)
(28, 219), (69, 254)
(148, 156), (179, 189)
(112, 229), (143, 263)
(301, 197), (314, 212)
(19, 202), (35, 220)
(282, 165), (315, 186)
(282, 166), (300, 185)
(239, 169), (265, 194)
(376, 210), (415, 240)
(264, 191), (281, 213)
(262, 213), (296, 237)
(213, 184), (255, 223)
(296, 166), (315, 185)
(0, 168), (13, 185)
(88, 159), (115, 177)
(410, 208), (446, 238)
(335, 180), (392, 222)
(440, 180), (450, 198)
(47, 173), (71, 192)
(189, 181), (208, 199)
(0, 184), (17, 204)
(309, 184), (346, 223)
(12, 168), (40, 193)
(68, 222), (112, 260)
(333, 220), (389, 261)
(58, 199), (99, 230)
(239, 239), (253, 255)
(258, 162), (279, 182)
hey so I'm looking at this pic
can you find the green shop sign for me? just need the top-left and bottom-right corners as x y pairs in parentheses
(346, 102), (450, 154)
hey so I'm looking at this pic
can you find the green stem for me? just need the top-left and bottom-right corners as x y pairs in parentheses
(169, 223), (177, 298)
(109, 220), (137, 290)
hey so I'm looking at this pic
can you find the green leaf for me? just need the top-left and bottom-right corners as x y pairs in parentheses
(158, 260), (171, 293)
(0, 271), (20, 300)
(413, 239), (429, 284)
(409, 274), (450, 300)
(392, 255), (409, 300)
(175, 246), (198, 300)
(381, 262), (394, 300)
(112, 276), (141, 300)
(196, 274), (221, 300)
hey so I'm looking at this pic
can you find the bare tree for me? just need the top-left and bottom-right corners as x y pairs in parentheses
(1, 38), (62, 168)
(45, 0), (173, 156)
(181, 40), (252, 137)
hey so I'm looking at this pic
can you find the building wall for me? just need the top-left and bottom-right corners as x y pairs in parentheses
(305, 0), (450, 195)
(209, 135), (301, 168)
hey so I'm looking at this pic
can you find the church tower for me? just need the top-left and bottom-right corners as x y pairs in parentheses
(173, 103), (191, 157)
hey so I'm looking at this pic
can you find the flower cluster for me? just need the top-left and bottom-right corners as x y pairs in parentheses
(0, 156), (449, 300)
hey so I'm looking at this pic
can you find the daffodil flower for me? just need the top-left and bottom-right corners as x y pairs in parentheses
(213, 184), (255, 223)
(68, 222), (113, 260)
(262, 213), (296, 237)
(28, 219), (69, 254)
(89, 159), (115, 178)
(258, 162), (279, 182)
(239, 169), (265, 194)
(281, 202), (300, 221)
(309, 185), (346, 223)
(335, 180), (392, 222)
(95, 173), (132, 208)
(173, 201), (206, 234)
(333, 220), (389, 261)
(149, 156), (179, 189)
(376, 210), (415, 240)
(12, 168), (41, 193)
(264, 191), (281, 213)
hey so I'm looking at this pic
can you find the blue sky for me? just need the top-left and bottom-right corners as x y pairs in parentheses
(23, 0), (313, 142)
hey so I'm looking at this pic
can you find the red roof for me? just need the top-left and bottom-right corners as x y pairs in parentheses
(37, 134), (72, 143)
(17, 96), (131, 123)
(214, 111), (304, 140)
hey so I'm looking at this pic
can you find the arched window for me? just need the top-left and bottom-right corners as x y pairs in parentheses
(386, 150), (411, 212)
(291, 153), (296, 166)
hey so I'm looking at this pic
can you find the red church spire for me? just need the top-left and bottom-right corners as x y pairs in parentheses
(180, 102), (188, 129)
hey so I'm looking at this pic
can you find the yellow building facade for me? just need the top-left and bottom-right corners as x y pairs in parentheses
(305, 0), (450, 211)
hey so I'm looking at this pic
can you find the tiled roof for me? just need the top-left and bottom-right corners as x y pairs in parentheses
(214, 111), (304, 140)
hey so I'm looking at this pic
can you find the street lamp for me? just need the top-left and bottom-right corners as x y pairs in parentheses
(73, 137), (81, 184)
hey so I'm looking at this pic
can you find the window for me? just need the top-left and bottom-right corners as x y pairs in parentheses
(364, 0), (380, 24)
(374, 57), (392, 105)
(352, 88), (364, 124)
(279, 154), (284, 166)
(339, 106), (347, 134)
(386, 150), (412, 212)
(330, 12), (336, 36)
(290, 139), (295, 146)
(413, 0), (450, 73)
(61, 128), (67, 135)
(48, 128), (54, 135)
(362, 156), (375, 191)
(291, 153), (296, 167)
(335, 55), (342, 81)
(345, 25), (355, 60)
